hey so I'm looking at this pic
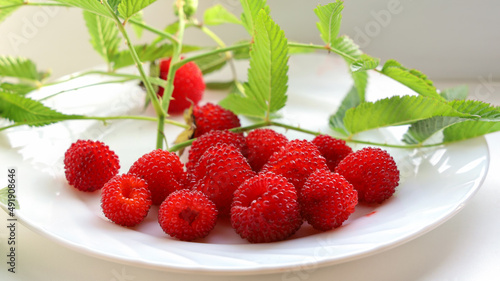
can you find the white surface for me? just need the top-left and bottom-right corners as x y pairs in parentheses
(1, 54), (500, 280)
(0, 0), (499, 80)
(0, 54), (491, 276)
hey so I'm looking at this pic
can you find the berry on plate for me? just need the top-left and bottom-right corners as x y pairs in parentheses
(158, 189), (218, 241)
(186, 130), (247, 172)
(190, 143), (256, 217)
(245, 128), (289, 172)
(230, 172), (303, 243)
(260, 139), (328, 192)
(335, 147), (400, 204)
(311, 134), (353, 171)
(192, 103), (241, 138)
(64, 139), (120, 192)
(157, 57), (205, 114)
(128, 149), (187, 205)
(300, 169), (358, 231)
(101, 174), (152, 227)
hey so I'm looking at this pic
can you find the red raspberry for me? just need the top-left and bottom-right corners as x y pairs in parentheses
(300, 169), (357, 231)
(192, 103), (241, 138)
(245, 128), (289, 172)
(186, 130), (247, 172)
(158, 189), (218, 241)
(260, 139), (328, 192)
(335, 147), (400, 204)
(101, 174), (152, 227)
(128, 149), (186, 205)
(64, 139), (120, 192)
(311, 134), (353, 171)
(158, 57), (205, 114)
(190, 144), (256, 217)
(231, 172), (303, 243)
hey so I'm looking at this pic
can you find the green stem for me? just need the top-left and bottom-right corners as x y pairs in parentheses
(103, 1), (166, 149)
(198, 24), (243, 91)
(166, 118), (446, 154)
(0, 115), (188, 132)
(44, 70), (168, 89)
(40, 79), (135, 101)
(82, 115), (157, 122)
(288, 42), (357, 62)
(128, 17), (179, 44)
(174, 43), (250, 68)
(161, 0), (186, 112)
(230, 121), (271, 133)
(168, 138), (194, 153)
(0, 115), (156, 132)
(269, 121), (321, 136)
(199, 25), (226, 47)
(270, 121), (444, 149)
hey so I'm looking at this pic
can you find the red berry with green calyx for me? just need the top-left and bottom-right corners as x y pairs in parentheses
(158, 57), (205, 114)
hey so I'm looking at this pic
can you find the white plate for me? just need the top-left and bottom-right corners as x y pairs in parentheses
(0, 54), (489, 274)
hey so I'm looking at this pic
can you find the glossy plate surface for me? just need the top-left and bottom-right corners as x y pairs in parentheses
(0, 54), (489, 274)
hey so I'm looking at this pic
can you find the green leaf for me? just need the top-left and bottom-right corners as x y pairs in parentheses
(83, 11), (122, 64)
(240, 0), (270, 35)
(314, 2), (376, 108)
(220, 10), (289, 119)
(146, 76), (167, 88)
(440, 85), (468, 101)
(229, 39), (318, 61)
(164, 21), (181, 35)
(152, 21), (196, 45)
(351, 68), (368, 101)
(206, 81), (235, 90)
(0, 0), (23, 23)
(344, 95), (473, 135)
(449, 100), (500, 120)
(53, 0), (113, 18)
(332, 35), (362, 61)
(204, 4), (242, 26)
(329, 86), (362, 135)
(314, 1), (343, 47)
(219, 94), (264, 118)
(117, 0), (156, 20)
(0, 186), (19, 209)
(112, 44), (199, 70)
(443, 120), (500, 142)
(107, 0), (122, 14)
(402, 116), (467, 144)
(0, 91), (83, 127)
(194, 51), (228, 75)
(0, 56), (48, 83)
(0, 82), (36, 96)
(130, 11), (145, 38)
(351, 54), (380, 72)
(232, 40), (251, 59)
(403, 100), (500, 144)
(381, 59), (444, 101)
(331, 36), (371, 99)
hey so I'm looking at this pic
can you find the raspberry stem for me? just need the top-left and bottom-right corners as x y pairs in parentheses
(196, 22), (245, 95)
(160, 0), (186, 114)
(103, 0), (168, 150)
(128, 18), (179, 44)
(167, 119), (446, 154)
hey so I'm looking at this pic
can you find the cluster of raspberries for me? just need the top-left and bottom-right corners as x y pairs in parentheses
(64, 103), (400, 243)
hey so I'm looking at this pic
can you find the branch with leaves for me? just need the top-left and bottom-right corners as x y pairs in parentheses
(0, 0), (499, 153)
